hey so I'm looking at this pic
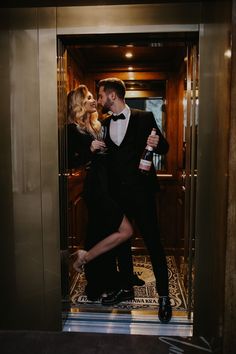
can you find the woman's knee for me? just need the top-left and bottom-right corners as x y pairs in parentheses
(120, 216), (133, 239)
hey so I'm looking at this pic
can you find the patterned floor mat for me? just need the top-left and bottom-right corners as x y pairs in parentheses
(70, 255), (187, 311)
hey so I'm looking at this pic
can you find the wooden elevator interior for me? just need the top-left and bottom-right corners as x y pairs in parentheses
(57, 31), (199, 312)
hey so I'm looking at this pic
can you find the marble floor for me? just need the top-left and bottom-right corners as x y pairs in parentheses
(0, 330), (216, 354)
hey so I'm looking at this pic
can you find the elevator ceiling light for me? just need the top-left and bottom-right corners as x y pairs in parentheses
(125, 52), (133, 58)
(224, 49), (231, 58)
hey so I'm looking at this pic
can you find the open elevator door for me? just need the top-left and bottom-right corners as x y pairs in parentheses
(57, 33), (198, 333)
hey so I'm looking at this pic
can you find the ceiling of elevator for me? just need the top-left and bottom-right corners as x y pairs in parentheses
(62, 32), (198, 74)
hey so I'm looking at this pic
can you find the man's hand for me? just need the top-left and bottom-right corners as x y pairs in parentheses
(147, 134), (159, 148)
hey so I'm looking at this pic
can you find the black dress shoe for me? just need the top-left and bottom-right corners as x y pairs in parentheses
(102, 289), (134, 306)
(85, 284), (103, 302)
(132, 274), (145, 286)
(158, 296), (172, 323)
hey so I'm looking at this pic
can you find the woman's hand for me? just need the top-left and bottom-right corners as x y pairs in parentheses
(90, 139), (106, 152)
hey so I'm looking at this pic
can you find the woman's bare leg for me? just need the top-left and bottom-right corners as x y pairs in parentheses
(73, 216), (132, 271)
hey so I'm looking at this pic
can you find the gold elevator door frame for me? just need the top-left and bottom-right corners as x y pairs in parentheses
(182, 44), (198, 319)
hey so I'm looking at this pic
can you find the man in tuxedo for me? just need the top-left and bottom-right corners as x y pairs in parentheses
(97, 78), (172, 323)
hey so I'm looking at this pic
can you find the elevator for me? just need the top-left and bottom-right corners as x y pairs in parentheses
(0, 1), (235, 352)
(57, 31), (198, 330)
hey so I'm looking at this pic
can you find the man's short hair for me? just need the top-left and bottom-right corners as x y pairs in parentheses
(98, 78), (126, 99)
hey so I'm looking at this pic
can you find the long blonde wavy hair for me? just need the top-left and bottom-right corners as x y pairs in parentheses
(67, 84), (101, 138)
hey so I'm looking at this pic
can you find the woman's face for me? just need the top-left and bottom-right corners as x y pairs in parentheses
(84, 92), (97, 113)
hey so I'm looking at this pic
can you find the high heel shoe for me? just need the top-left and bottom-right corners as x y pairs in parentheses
(72, 249), (88, 273)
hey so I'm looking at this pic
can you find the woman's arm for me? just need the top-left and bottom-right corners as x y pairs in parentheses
(67, 124), (93, 168)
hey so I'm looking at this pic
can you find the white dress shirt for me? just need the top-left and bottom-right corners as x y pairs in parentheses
(109, 104), (131, 146)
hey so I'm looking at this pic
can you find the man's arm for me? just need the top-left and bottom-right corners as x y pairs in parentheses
(145, 112), (169, 155)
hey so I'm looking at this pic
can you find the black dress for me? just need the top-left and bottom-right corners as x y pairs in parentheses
(67, 123), (123, 299)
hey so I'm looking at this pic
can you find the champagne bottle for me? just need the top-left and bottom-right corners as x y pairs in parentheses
(139, 128), (156, 174)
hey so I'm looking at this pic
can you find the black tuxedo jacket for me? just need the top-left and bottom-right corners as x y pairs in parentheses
(103, 108), (169, 192)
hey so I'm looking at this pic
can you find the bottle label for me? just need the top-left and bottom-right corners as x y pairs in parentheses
(139, 159), (152, 171)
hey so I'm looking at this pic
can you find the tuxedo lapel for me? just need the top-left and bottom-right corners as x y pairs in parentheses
(104, 109), (141, 148)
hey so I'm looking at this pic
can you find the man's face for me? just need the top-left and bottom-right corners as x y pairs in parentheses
(97, 86), (114, 112)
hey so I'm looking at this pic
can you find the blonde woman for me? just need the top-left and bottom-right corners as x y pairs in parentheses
(67, 85), (135, 301)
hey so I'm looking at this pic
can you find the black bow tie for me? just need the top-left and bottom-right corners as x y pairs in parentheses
(111, 113), (126, 122)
